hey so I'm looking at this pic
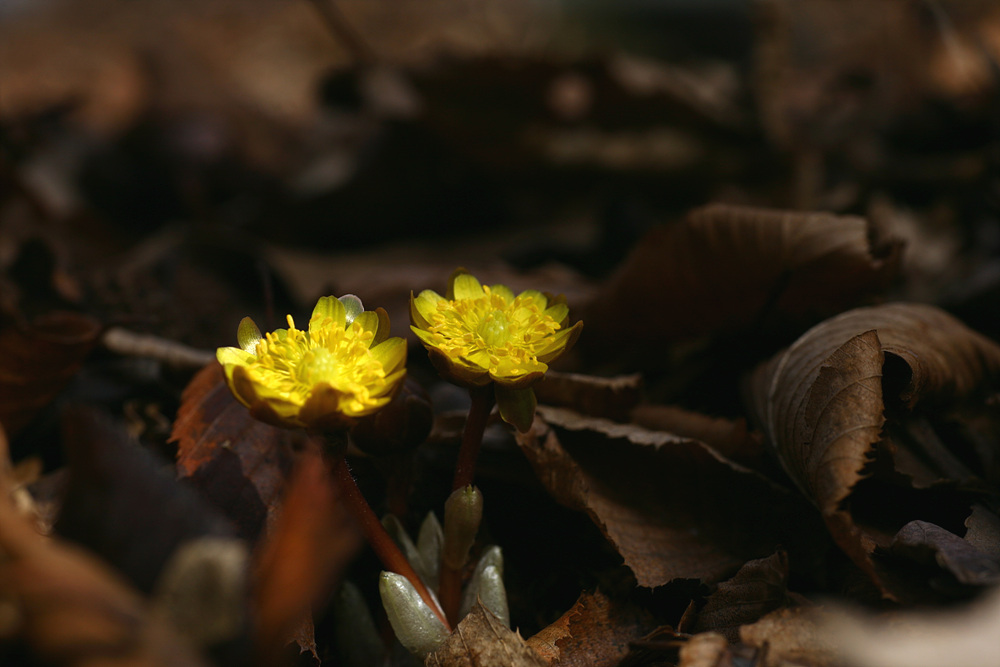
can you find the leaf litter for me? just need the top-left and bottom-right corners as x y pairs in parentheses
(2, 1), (1000, 665)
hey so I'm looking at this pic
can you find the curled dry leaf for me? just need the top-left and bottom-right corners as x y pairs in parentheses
(0, 311), (101, 437)
(747, 303), (1000, 595)
(582, 204), (900, 350)
(517, 406), (818, 588)
(526, 590), (653, 667)
(424, 603), (546, 667)
(0, 465), (210, 667)
(171, 362), (301, 542)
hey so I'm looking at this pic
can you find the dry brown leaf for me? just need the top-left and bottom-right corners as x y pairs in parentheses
(747, 303), (1000, 595)
(0, 311), (101, 437)
(517, 406), (816, 588)
(889, 520), (1000, 586)
(525, 590), (653, 666)
(54, 407), (235, 596)
(582, 204), (900, 351)
(965, 504), (1000, 554)
(0, 464), (210, 667)
(534, 371), (642, 422)
(252, 451), (363, 665)
(687, 552), (790, 642)
(630, 404), (763, 462)
(739, 606), (837, 667)
(424, 603), (546, 667)
(171, 362), (301, 541)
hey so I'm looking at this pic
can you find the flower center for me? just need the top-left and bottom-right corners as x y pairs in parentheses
(477, 309), (511, 347)
(297, 346), (340, 386)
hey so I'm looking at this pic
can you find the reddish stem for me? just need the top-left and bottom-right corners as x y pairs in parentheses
(452, 385), (494, 491)
(438, 562), (462, 626)
(331, 456), (451, 631)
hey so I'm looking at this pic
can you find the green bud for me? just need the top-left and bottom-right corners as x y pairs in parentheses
(378, 572), (450, 659)
(381, 515), (431, 585)
(153, 536), (248, 647)
(442, 485), (483, 570)
(417, 512), (443, 590)
(459, 546), (508, 627)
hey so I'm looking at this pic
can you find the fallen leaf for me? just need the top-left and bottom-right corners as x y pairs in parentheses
(425, 603), (546, 667)
(747, 303), (1000, 596)
(0, 311), (101, 437)
(739, 606), (837, 667)
(582, 203), (900, 351)
(965, 504), (1000, 554)
(534, 371), (643, 422)
(517, 406), (819, 587)
(526, 590), (653, 666)
(171, 362), (300, 541)
(54, 406), (235, 595)
(630, 404), (763, 462)
(687, 551), (790, 642)
(889, 520), (1000, 587)
(253, 451), (363, 664)
(0, 456), (211, 667)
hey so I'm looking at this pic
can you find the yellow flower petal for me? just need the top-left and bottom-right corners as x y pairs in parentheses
(412, 289), (443, 323)
(371, 337), (406, 375)
(450, 272), (484, 301)
(515, 289), (548, 310)
(217, 346), (256, 368)
(310, 296), (347, 336)
(543, 302), (569, 326)
(372, 307), (391, 346)
(353, 310), (380, 337)
(487, 284), (514, 304)
(536, 320), (583, 363)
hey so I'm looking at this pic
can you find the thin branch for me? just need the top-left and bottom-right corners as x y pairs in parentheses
(102, 328), (215, 369)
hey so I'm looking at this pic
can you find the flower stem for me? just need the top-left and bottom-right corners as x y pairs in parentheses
(438, 563), (462, 626)
(439, 386), (493, 623)
(330, 455), (451, 631)
(452, 384), (495, 491)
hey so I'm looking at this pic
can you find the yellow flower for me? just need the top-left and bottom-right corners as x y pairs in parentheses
(410, 269), (582, 430)
(217, 295), (406, 431)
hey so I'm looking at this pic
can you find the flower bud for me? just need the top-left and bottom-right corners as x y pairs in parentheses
(442, 485), (483, 570)
(378, 572), (450, 659)
(382, 514), (433, 588)
(459, 546), (508, 627)
(417, 512), (443, 590)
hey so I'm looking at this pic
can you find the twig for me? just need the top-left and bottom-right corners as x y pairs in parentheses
(101, 328), (215, 369)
